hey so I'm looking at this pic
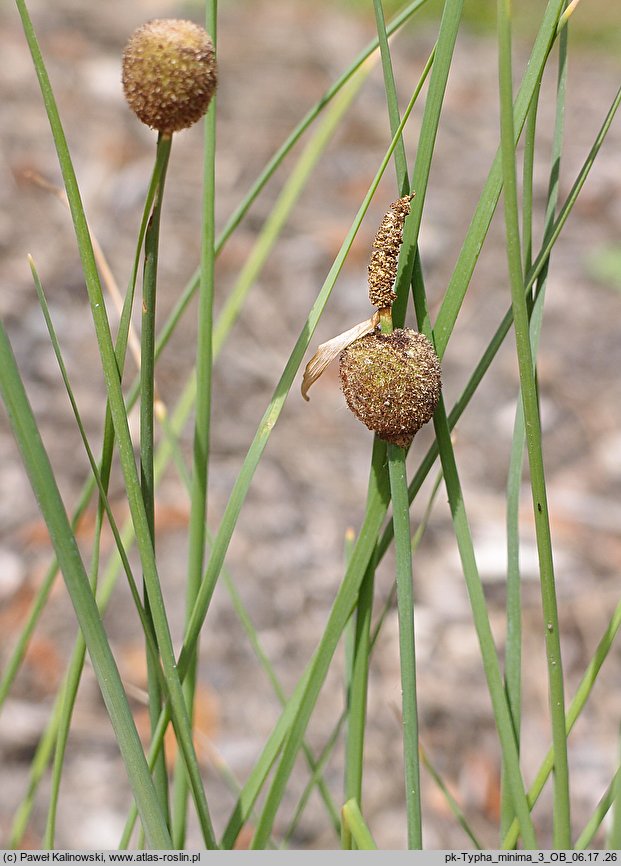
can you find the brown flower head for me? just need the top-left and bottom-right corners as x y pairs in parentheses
(339, 328), (441, 447)
(122, 19), (217, 135)
(367, 194), (414, 309)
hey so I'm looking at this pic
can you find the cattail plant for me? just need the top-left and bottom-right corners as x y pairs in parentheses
(2, 0), (621, 851)
(303, 194), (442, 448)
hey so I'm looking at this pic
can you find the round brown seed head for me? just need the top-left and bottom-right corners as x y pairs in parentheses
(339, 328), (441, 447)
(122, 19), (217, 135)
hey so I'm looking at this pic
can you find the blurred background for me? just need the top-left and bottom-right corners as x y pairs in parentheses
(1, 0), (621, 849)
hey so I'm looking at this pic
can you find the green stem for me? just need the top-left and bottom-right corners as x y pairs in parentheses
(387, 442), (422, 848)
(171, 2), (218, 846)
(343, 555), (374, 828)
(141, 132), (173, 825)
(411, 253), (538, 847)
(502, 21), (568, 842)
(380, 307), (422, 848)
(500, 68), (541, 849)
(342, 23), (429, 820)
(497, 0), (571, 846)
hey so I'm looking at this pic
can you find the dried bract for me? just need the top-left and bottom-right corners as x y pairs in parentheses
(339, 328), (441, 447)
(301, 311), (380, 401)
(122, 19), (217, 135)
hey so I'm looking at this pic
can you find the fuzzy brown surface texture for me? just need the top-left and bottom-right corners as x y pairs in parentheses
(367, 194), (413, 309)
(339, 328), (441, 447)
(122, 19), (217, 134)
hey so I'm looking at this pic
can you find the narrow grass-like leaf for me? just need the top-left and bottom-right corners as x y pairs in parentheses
(503, 600), (621, 848)
(373, 0), (410, 193)
(343, 551), (375, 832)
(157, 379), (341, 839)
(343, 515), (371, 831)
(521, 70), (541, 281)
(420, 744), (483, 849)
(410, 261), (537, 847)
(26, 258), (163, 846)
(0, 322), (172, 849)
(502, 405), (526, 841)
(14, 0), (216, 845)
(10, 689), (65, 847)
(501, 24), (568, 840)
(247, 0), (465, 844)
(7, 156), (171, 845)
(575, 767), (621, 849)
(371, 2), (426, 846)
(608, 732), (621, 848)
(44, 645), (90, 847)
(341, 799), (378, 850)
(497, 0), (570, 845)
(171, 0), (218, 843)
(157, 0), (433, 348)
(214, 61), (372, 358)
(286, 469), (444, 846)
(392, 0), (464, 328)
(433, 0), (565, 357)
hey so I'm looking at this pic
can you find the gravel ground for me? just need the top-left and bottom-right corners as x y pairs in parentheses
(1, 0), (621, 850)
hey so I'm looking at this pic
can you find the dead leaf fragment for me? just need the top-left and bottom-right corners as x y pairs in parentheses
(301, 310), (380, 401)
